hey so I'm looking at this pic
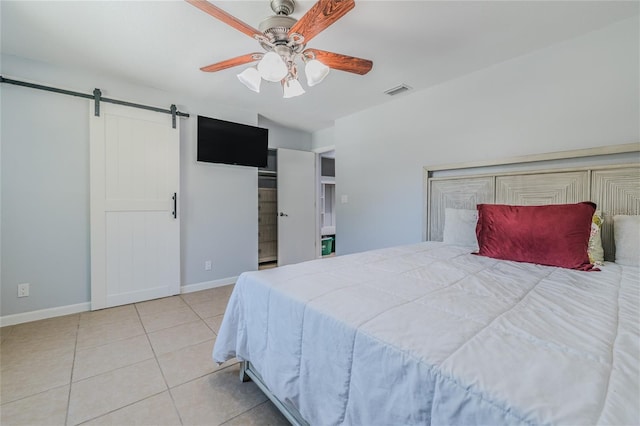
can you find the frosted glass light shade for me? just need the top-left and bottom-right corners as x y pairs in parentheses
(257, 52), (288, 82)
(237, 67), (261, 92)
(305, 59), (329, 87)
(282, 78), (305, 98)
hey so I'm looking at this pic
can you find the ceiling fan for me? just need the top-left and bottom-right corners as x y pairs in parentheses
(185, 0), (373, 98)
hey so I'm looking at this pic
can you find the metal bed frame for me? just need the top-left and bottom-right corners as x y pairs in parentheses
(240, 361), (308, 426)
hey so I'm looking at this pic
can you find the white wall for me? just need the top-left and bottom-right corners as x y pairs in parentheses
(311, 127), (334, 151)
(259, 116), (312, 151)
(1, 54), (312, 317)
(333, 16), (639, 255)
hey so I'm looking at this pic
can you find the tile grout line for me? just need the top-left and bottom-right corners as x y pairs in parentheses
(167, 360), (240, 391)
(0, 317), (77, 407)
(75, 318), (148, 352)
(67, 304), (178, 424)
(137, 295), (213, 335)
(64, 315), (81, 426)
(179, 293), (224, 336)
(135, 301), (185, 426)
(183, 294), (217, 336)
(74, 390), (170, 426)
(144, 294), (241, 423)
(218, 400), (272, 425)
(156, 291), (263, 425)
(180, 293), (206, 320)
(75, 331), (147, 352)
(0, 382), (70, 407)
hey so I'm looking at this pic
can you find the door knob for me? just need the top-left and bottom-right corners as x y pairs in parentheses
(279, 212), (288, 217)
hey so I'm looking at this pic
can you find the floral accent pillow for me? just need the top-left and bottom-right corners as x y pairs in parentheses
(588, 210), (605, 265)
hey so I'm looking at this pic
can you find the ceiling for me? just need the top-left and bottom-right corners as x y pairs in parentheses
(1, 1), (637, 132)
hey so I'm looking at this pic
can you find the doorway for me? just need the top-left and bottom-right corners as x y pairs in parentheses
(258, 149), (278, 269)
(258, 148), (317, 268)
(319, 151), (336, 257)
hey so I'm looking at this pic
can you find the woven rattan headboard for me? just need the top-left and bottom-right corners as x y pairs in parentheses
(424, 144), (640, 261)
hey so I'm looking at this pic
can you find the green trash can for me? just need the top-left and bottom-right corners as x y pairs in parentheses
(321, 237), (333, 256)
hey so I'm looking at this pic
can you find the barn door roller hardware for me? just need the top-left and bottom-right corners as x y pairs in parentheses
(1, 76), (189, 129)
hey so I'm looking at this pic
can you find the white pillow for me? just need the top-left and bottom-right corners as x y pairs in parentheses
(443, 208), (479, 250)
(613, 215), (640, 266)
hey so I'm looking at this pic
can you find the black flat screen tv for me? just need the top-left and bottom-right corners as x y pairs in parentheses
(197, 115), (268, 167)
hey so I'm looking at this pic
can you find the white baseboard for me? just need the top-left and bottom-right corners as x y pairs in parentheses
(180, 276), (238, 294)
(0, 276), (239, 327)
(0, 302), (91, 327)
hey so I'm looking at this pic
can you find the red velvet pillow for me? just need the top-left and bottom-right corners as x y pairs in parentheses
(475, 202), (597, 271)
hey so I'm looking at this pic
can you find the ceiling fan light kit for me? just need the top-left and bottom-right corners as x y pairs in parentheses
(256, 51), (289, 82)
(186, 0), (373, 99)
(304, 59), (330, 87)
(283, 77), (306, 98)
(237, 67), (262, 93)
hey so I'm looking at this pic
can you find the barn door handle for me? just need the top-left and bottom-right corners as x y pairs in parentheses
(172, 193), (177, 219)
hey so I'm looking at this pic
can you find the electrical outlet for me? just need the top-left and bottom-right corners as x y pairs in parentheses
(205, 260), (212, 271)
(17, 283), (29, 298)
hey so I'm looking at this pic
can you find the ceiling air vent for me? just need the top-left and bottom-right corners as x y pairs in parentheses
(384, 84), (412, 96)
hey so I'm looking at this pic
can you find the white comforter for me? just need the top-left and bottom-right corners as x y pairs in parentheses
(213, 242), (640, 425)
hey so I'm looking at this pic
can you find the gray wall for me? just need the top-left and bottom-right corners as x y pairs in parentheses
(1, 54), (312, 317)
(1, 84), (91, 313)
(333, 16), (639, 255)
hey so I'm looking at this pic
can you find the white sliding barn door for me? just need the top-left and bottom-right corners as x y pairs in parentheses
(90, 103), (180, 310)
(277, 148), (317, 266)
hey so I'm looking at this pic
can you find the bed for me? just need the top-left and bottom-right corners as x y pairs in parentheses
(213, 144), (640, 425)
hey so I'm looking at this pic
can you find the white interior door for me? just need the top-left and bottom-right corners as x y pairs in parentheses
(90, 103), (180, 310)
(277, 148), (316, 266)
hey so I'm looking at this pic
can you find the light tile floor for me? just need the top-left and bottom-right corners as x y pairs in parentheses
(0, 285), (288, 426)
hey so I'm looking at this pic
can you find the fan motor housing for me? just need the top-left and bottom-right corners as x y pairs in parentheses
(259, 15), (297, 45)
(259, 15), (297, 32)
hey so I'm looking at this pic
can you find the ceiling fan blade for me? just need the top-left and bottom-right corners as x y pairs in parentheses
(304, 49), (372, 75)
(185, 0), (262, 39)
(289, 0), (355, 44)
(200, 53), (263, 72)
